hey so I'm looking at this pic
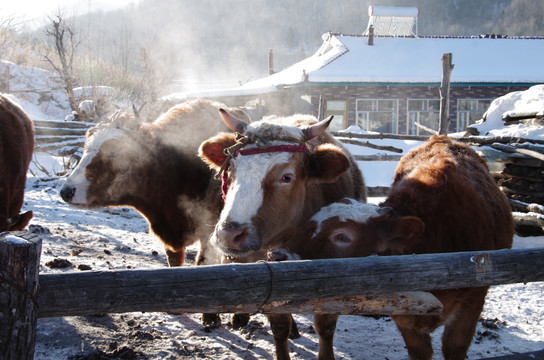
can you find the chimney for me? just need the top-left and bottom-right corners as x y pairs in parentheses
(368, 25), (374, 45)
(268, 49), (275, 75)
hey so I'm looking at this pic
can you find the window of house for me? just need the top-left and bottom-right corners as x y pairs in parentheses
(407, 99), (440, 135)
(324, 100), (347, 132)
(356, 99), (398, 133)
(457, 99), (492, 132)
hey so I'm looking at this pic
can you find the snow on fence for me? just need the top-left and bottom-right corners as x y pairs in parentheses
(2, 231), (544, 359)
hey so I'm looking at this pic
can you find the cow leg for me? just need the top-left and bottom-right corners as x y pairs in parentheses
(289, 316), (301, 339)
(268, 313), (292, 360)
(232, 313), (250, 328)
(196, 237), (224, 328)
(391, 314), (441, 360)
(202, 313), (221, 328)
(440, 287), (488, 360)
(314, 313), (339, 360)
(165, 248), (185, 267)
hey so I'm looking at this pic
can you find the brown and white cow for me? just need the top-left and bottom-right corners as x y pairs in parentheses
(275, 135), (514, 360)
(199, 110), (366, 359)
(0, 95), (34, 232)
(60, 99), (249, 268)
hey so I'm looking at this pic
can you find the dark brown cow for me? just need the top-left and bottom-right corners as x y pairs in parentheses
(275, 135), (514, 360)
(199, 110), (366, 359)
(0, 95), (34, 232)
(60, 99), (249, 268)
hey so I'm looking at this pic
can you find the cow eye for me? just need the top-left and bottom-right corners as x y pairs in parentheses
(280, 174), (293, 184)
(330, 228), (354, 247)
(334, 233), (350, 243)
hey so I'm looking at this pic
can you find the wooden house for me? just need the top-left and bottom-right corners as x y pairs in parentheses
(169, 7), (544, 135)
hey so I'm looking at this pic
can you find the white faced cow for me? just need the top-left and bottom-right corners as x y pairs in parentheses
(61, 99), (249, 268)
(274, 135), (514, 360)
(199, 109), (366, 359)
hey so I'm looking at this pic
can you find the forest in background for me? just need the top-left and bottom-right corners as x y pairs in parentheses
(1, 0), (543, 118)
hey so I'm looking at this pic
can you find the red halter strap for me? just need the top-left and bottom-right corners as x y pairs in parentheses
(221, 144), (307, 201)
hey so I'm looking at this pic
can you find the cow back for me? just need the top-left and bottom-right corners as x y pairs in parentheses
(384, 135), (513, 253)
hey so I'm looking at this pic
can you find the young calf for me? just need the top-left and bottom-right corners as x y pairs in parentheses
(276, 135), (514, 360)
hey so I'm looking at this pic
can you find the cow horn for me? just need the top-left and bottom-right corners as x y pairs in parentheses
(302, 116), (334, 142)
(219, 109), (248, 134)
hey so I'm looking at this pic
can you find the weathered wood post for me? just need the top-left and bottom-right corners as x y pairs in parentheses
(438, 53), (454, 135)
(0, 231), (42, 360)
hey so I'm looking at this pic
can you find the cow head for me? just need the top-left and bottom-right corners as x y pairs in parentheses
(303, 199), (425, 259)
(60, 115), (147, 207)
(198, 109), (351, 259)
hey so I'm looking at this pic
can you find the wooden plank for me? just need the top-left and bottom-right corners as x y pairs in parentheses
(37, 248), (544, 318)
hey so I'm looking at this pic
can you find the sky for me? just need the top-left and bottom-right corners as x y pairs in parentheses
(0, 0), (138, 28)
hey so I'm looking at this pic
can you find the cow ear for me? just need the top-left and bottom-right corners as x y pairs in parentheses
(199, 133), (237, 169)
(308, 144), (350, 181)
(380, 216), (424, 253)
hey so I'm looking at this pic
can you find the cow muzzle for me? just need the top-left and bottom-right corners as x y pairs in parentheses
(60, 184), (76, 203)
(213, 221), (261, 257)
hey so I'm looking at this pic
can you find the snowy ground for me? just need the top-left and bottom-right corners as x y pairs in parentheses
(23, 174), (544, 360)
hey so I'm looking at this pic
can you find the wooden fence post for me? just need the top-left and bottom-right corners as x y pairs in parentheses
(439, 53), (454, 135)
(0, 231), (42, 360)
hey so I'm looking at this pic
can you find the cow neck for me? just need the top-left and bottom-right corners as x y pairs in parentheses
(217, 133), (308, 201)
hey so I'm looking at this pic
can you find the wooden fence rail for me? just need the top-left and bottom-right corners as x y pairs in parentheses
(38, 245), (544, 317)
(2, 232), (544, 359)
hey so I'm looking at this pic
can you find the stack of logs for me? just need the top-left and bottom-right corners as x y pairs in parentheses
(476, 111), (544, 236)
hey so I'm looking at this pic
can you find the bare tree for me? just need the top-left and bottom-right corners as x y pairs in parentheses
(43, 14), (80, 112)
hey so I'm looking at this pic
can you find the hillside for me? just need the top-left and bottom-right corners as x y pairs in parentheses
(22, 0), (541, 89)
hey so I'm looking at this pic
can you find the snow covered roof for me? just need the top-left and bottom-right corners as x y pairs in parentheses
(268, 33), (544, 85)
(166, 33), (544, 101)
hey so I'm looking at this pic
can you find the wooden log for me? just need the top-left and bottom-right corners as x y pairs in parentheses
(32, 120), (92, 129)
(331, 131), (429, 142)
(0, 231), (42, 360)
(491, 143), (544, 162)
(169, 292), (442, 316)
(482, 348), (544, 360)
(461, 135), (544, 146)
(33, 127), (88, 137)
(337, 138), (403, 153)
(37, 248), (544, 318)
(366, 186), (390, 197)
(353, 154), (403, 162)
(509, 198), (544, 215)
(438, 53), (454, 135)
(414, 121), (438, 135)
(502, 110), (543, 124)
(512, 212), (544, 231)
